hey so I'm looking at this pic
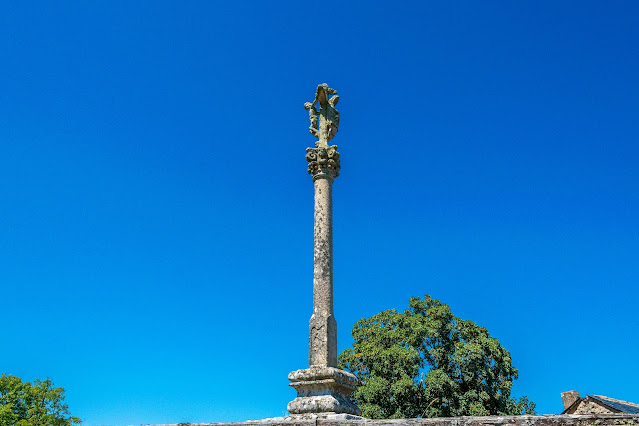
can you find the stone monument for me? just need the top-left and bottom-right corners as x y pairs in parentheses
(287, 84), (360, 417)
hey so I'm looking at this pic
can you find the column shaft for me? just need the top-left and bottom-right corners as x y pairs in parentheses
(309, 175), (337, 367)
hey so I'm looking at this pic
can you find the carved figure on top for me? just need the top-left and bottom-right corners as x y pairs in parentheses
(305, 83), (340, 147)
(304, 102), (319, 138)
(327, 95), (339, 141)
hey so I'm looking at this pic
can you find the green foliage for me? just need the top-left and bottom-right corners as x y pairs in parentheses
(0, 374), (81, 425)
(339, 295), (536, 419)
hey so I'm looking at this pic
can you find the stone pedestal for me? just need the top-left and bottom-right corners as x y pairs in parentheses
(288, 366), (359, 415)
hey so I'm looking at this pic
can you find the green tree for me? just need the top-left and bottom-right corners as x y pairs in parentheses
(0, 374), (81, 425)
(338, 295), (536, 419)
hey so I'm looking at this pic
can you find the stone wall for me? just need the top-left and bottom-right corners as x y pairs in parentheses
(570, 402), (618, 415)
(135, 413), (639, 426)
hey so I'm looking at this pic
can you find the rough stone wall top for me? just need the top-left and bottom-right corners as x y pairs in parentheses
(570, 400), (617, 415)
(130, 413), (639, 426)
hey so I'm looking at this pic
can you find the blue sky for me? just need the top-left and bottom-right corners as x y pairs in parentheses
(1, 1), (638, 425)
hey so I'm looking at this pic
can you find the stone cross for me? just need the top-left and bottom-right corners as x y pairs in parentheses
(288, 84), (359, 417)
(304, 83), (340, 148)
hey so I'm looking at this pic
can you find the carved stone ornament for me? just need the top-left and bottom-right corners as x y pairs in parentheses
(306, 146), (340, 180)
(306, 83), (340, 147)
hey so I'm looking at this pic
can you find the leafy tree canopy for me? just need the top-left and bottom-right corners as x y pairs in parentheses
(0, 374), (81, 425)
(339, 295), (536, 419)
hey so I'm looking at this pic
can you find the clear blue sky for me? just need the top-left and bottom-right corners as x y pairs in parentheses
(2, 1), (638, 425)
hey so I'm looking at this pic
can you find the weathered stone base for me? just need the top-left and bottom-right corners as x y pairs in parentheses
(287, 366), (359, 416)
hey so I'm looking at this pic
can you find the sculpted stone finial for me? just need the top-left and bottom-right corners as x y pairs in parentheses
(305, 84), (341, 181)
(306, 83), (340, 147)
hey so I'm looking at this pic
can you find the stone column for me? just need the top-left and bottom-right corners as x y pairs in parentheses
(287, 84), (359, 417)
(309, 150), (337, 368)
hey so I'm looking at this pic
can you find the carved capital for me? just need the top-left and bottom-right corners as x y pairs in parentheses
(306, 146), (340, 180)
